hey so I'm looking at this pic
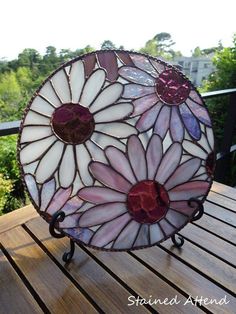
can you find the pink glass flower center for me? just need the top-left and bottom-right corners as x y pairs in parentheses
(206, 152), (214, 176)
(51, 103), (95, 144)
(127, 180), (169, 224)
(156, 69), (191, 105)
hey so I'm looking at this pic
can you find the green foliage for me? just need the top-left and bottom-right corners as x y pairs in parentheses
(139, 32), (179, 60)
(0, 136), (26, 215)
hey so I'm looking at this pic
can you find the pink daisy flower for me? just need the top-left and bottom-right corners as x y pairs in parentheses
(119, 54), (212, 141)
(78, 135), (211, 251)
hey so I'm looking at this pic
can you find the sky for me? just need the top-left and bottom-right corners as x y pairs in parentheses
(0, 0), (235, 60)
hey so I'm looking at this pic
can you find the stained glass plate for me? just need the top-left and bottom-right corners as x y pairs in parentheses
(18, 50), (215, 251)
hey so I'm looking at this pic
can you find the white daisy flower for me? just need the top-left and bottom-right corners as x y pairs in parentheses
(19, 58), (136, 190)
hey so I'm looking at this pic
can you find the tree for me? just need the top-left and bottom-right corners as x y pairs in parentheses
(192, 46), (202, 57)
(101, 40), (117, 50)
(140, 32), (178, 59)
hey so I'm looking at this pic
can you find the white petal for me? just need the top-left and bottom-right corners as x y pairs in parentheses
(20, 136), (56, 164)
(183, 140), (208, 159)
(80, 69), (106, 106)
(51, 69), (71, 103)
(76, 144), (93, 185)
(85, 140), (107, 163)
(24, 110), (50, 125)
(206, 126), (214, 150)
(91, 132), (125, 151)
(39, 81), (61, 107)
(71, 173), (83, 196)
(90, 83), (123, 113)
(25, 174), (39, 206)
(70, 60), (85, 103)
(95, 122), (137, 138)
(21, 126), (52, 143)
(40, 178), (56, 210)
(59, 145), (75, 188)
(30, 96), (55, 116)
(36, 141), (64, 183)
(94, 103), (133, 122)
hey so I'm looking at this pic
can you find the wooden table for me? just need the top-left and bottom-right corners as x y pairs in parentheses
(0, 181), (235, 314)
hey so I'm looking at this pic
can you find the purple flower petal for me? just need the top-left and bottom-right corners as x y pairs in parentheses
(170, 106), (184, 142)
(78, 187), (126, 204)
(146, 134), (163, 180)
(90, 213), (131, 247)
(130, 54), (158, 77)
(84, 54), (96, 77)
(170, 201), (197, 217)
(127, 135), (147, 181)
(116, 52), (134, 66)
(105, 146), (136, 184)
(165, 158), (201, 190)
(119, 66), (155, 86)
(136, 104), (162, 132)
(123, 84), (155, 99)
(97, 51), (118, 82)
(156, 143), (182, 184)
(165, 209), (188, 228)
(132, 93), (158, 117)
(63, 227), (94, 244)
(159, 219), (176, 237)
(79, 202), (127, 227)
(59, 213), (81, 228)
(168, 181), (210, 201)
(186, 99), (211, 127)
(179, 103), (201, 140)
(89, 162), (132, 193)
(112, 220), (140, 249)
(60, 196), (84, 215)
(46, 187), (72, 215)
(154, 105), (171, 138)
(189, 90), (203, 105)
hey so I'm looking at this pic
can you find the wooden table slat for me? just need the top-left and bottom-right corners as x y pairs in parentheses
(0, 250), (43, 314)
(0, 226), (97, 314)
(204, 201), (236, 227)
(211, 181), (236, 200)
(25, 218), (149, 314)
(208, 191), (236, 213)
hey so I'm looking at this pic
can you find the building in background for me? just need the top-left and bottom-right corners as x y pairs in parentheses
(173, 54), (215, 86)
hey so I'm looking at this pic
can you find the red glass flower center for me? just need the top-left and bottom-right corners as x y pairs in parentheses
(156, 69), (191, 105)
(206, 152), (214, 176)
(51, 103), (95, 144)
(127, 180), (169, 224)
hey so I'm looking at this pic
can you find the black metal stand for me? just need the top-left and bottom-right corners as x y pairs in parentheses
(49, 211), (75, 263)
(171, 197), (204, 248)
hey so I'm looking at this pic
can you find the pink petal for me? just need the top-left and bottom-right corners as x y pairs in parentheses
(165, 209), (188, 228)
(97, 51), (118, 81)
(46, 187), (72, 215)
(130, 54), (158, 77)
(60, 196), (84, 215)
(123, 84), (155, 99)
(168, 181), (210, 201)
(90, 213), (131, 247)
(146, 135), (163, 180)
(159, 219), (176, 237)
(186, 99), (211, 126)
(89, 162), (132, 193)
(119, 66), (155, 86)
(127, 135), (147, 181)
(156, 143), (182, 184)
(136, 104), (162, 132)
(133, 224), (149, 247)
(79, 202), (127, 227)
(84, 54), (96, 77)
(165, 158), (201, 190)
(170, 106), (184, 142)
(189, 90), (203, 105)
(132, 93), (158, 117)
(105, 146), (136, 184)
(154, 105), (171, 138)
(63, 227), (94, 244)
(59, 213), (81, 228)
(116, 52), (134, 66)
(170, 201), (197, 217)
(112, 220), (140, 249)
(78, 186), (126, 204)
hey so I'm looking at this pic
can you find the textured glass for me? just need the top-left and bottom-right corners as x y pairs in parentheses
(18, 50), (215, 251)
